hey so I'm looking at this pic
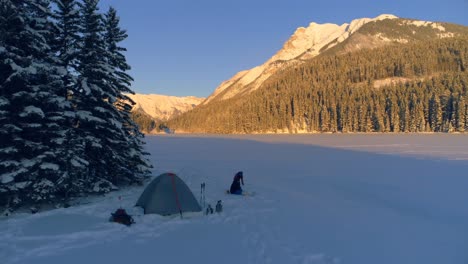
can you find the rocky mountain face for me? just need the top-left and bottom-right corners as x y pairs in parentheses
(127, 93), (204, 121)
(167, 14), (468, 134)
(202, 14), (468, 105)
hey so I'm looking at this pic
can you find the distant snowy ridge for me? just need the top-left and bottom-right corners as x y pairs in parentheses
(127, 93), (204, 121)
(203, 14), (398, 104)
(203, 14), (465, 104)
(269, 14), (398, 62)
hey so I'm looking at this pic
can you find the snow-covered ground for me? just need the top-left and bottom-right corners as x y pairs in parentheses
(1, 134), (468, 264)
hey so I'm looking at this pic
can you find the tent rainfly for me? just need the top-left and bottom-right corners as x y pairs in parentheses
(136, 173), (201, 216)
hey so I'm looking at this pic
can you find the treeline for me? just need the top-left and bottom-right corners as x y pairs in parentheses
(0, 0), (151, 211)
(131, 109), (176, 134)
(131, 109), (157, 133)
(167, 37), (468, 133)
(358, 19), (468, 42)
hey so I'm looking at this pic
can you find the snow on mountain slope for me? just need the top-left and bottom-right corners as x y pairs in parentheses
(2, 134), (468, 264)
(127, 93), (204, 121)
(203, 14), (397, 104)
(269, 14), (397, 62)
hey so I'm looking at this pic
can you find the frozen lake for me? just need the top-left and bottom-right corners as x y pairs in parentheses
(167, 133), (468, 160)
(2, 133), (467, 264)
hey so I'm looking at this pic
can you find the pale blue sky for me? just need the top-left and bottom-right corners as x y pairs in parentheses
(98, 0), (468, 97)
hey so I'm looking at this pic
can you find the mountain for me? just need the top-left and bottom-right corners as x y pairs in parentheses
(202, 14), (468, 105)
(167, 15), (468, 134)
(127, 93), (204, 121)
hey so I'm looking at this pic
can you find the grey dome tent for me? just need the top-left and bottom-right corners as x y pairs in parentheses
(136, 173), (201, 215)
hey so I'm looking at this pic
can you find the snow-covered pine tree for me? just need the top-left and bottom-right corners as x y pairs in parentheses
(76, 0), (149, 193)
(0, 0), (76, 209)
(50, 0), (91, 202)
(104, 6), (151, 182)
(51, 0), (80, 93)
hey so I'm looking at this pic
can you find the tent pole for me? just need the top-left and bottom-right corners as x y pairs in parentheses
(170, 173), (183, 219)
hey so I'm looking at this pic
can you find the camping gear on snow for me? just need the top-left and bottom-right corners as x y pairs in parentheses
(215, 200), (223, 213)
(206, 204), (213, 215)
(135, 172), (202, 216)
(229, 171), (244, 195)
(109, 208), (135, 226)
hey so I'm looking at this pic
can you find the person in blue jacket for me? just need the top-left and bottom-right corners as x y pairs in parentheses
(230, 171), (244, 195)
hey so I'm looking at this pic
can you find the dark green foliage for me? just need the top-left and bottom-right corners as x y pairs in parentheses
(0, 0), (77, 207)
(0, 0), (150, 211)
(52, 0), (81, 92)
(73, 0), (150, 187)
(359, 19), (468, 42)
(168, 37), (468, 133)
(131, 108), (157, 133)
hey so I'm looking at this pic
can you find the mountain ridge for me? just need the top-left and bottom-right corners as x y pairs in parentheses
(167, 36), (468, 133)
(202, 14), (468, 105)
(127, 93), (204, 121)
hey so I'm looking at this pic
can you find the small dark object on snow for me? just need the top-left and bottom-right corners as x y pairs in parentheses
(30, 207), (38, 214)
(215, 200), (222, 213)
(110, 208), (135, 226)
(206, 204), (213, 215)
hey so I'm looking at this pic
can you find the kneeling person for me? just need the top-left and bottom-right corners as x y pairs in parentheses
(229, 171), (244, 195)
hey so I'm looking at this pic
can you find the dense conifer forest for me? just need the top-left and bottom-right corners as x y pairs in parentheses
(167, 38), (468, 134)
(0, 0), (150, 211)
(131, 109), (157, 133)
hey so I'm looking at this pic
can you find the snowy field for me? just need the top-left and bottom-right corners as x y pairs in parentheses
(1, 134), (468, 264)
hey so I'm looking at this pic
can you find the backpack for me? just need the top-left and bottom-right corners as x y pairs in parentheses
(110, 208), (135, 226)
